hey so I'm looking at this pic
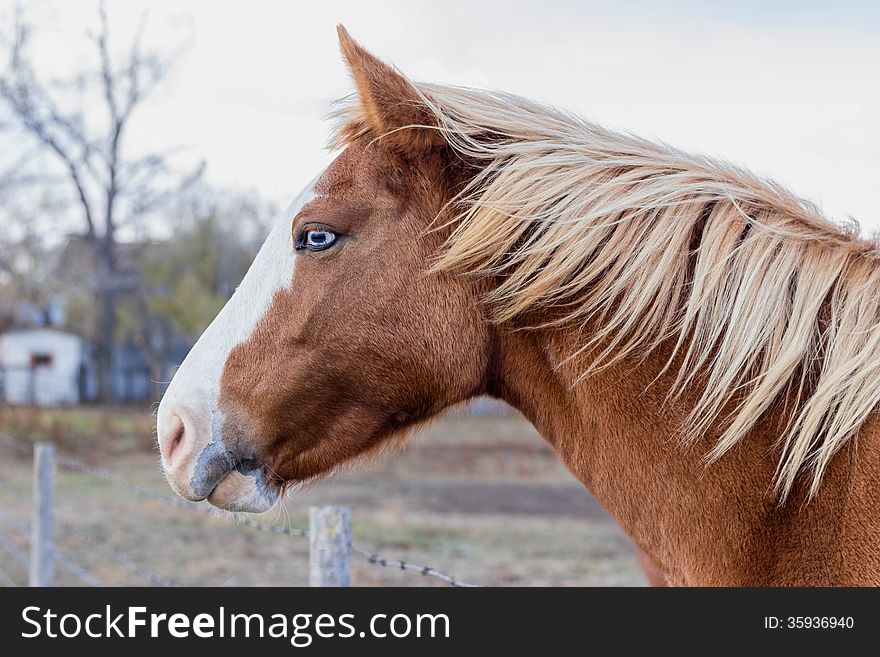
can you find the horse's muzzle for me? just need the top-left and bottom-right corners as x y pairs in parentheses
(158, 409), (278, 513)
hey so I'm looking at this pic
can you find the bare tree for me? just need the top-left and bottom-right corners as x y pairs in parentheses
(0, 2), (202, 402)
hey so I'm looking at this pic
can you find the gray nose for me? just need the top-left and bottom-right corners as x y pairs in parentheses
(189, 441), (236, 499)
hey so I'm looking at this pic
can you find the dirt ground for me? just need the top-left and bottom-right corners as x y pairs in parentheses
(0, 408), (644, 587)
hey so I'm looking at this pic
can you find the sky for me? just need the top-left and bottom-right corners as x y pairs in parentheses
(4, 0), (880, 233)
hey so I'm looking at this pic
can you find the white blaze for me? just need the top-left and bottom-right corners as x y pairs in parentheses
(156, 174), (320, 505)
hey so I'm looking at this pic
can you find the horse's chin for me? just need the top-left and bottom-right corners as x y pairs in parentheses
(206, 469), (279, 513)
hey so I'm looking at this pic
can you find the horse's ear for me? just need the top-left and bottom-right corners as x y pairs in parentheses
(337, 25), (444, 157)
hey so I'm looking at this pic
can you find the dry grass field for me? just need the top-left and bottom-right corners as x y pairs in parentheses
(0, 406), (644, 586)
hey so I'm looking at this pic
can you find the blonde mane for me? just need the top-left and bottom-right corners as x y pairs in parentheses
(335, 81), (880, 501)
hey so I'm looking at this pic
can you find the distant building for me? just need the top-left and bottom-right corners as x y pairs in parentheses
(0, 328), (87, 406)
(0, 327), (190, 406)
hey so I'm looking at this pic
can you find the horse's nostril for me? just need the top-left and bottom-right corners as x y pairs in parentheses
(163, 414), (186, 463)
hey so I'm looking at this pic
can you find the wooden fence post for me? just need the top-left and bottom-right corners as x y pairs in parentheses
(309, 506), (351, 587)
(29, 443), (54, 587)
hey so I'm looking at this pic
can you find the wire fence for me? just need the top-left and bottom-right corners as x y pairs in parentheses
(58, 520), (178, 588)
(0, 507), (102, 587)
(0, 432), (478, 587)
(354, 546), (477, 587)
(0, 565), (14, 587)
(0, 531), (28, 570)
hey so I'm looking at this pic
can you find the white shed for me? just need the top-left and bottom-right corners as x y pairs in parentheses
(0, 328), (86, 406)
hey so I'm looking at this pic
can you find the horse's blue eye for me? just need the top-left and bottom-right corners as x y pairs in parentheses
(303, 229), (336, 251)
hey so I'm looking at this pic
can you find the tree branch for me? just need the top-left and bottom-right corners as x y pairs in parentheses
(0, 3), (193, 244)
(0, 14), (98, 237)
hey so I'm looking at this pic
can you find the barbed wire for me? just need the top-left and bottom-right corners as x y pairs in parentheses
(0, 508), (30, 535)
(0, 432), (34, 456)
(57, 520), (179, 587)
(0, 432), (479, 586)
(230, 513), (309, 538)
(0, 508), (102, 587)
(56, 548), (103, 587)
(0, 433), (310, 536)
(0, 532), (28, 570)
(1, 433), (212, 510)
(0, 564), (15, 587)
(352, 545), (479, 587)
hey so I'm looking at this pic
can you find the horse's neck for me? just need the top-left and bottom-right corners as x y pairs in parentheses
(490, 325), (880, 585)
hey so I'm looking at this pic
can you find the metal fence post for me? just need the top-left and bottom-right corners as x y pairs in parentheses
(29, 443), (55, 587)
(309, 506), (351, 587)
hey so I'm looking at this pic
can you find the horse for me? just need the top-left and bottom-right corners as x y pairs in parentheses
(156, 27), (880, 586)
